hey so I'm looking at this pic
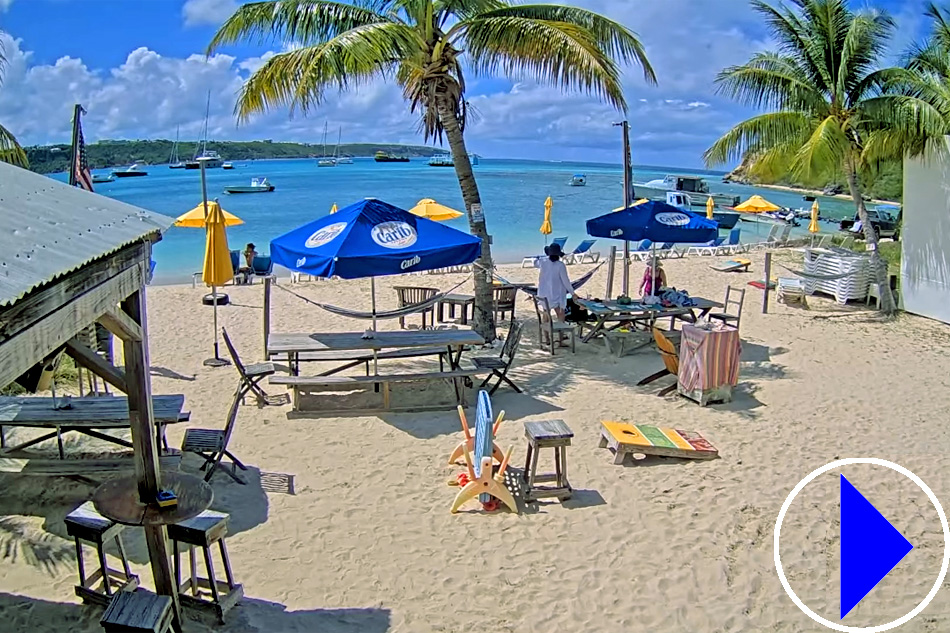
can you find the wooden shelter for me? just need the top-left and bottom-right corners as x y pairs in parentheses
(0, 162), (185, 630)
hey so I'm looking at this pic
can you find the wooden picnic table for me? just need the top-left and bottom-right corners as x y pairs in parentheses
(575, 297), (722, 345)
(269, 329), (485, 375)
(0, 394), (189, 459)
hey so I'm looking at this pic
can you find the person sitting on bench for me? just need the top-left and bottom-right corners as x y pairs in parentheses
(238, 243), (257, 284)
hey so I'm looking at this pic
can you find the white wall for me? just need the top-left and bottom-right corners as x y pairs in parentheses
(903, 141), (950, 324)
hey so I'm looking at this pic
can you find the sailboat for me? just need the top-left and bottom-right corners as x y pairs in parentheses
(317, 121), (336, 167)
(185, 93), (223, 169)
(334, 126), (353, 164)
(169, 125), (185, 169)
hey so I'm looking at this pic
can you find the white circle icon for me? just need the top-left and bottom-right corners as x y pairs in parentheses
(774, 458), (950, 632)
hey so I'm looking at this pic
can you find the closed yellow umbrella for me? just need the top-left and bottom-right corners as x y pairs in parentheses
(540, 196), (553, 235)
(201, 201), (233, 365)
(330, 203), (338, 214)
(734, 195), (781, 213)
(410, 198), (464, 221)
(706, 196), (715, 220)
(808, 199), (820, 233)
(175, 200), (244, 227)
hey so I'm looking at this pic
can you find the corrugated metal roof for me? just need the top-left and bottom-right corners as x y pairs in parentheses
(0, 161), (174, 306)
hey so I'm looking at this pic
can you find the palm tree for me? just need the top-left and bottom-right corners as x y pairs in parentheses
(703, 0), (938, 315)
(208, 0), (655, 340)
(0, 36), (28, 167)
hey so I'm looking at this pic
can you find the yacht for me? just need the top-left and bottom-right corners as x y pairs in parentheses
(112, 163), (148, 178)
(168, 126), (185, 169)
(665, 192), (740, 229)
(225, 177), (274, 194)
(374, 151), (409, 163)
(633, 174), (740, 208)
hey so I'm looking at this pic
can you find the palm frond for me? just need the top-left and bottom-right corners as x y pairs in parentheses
(0, 123), (28, 168)
(435, 0), (505, 24)
(836, 9), (894, 105)
(751, 0), (834, 94)
(703, 111), (812, 166)
(462, 4), (655, 85)
(233, 21), (416, 120)
(714, 53), (827, 113)
(208, 0), (395, 52)
(861, 93), (950, 158)
(791, 114), (848, 180)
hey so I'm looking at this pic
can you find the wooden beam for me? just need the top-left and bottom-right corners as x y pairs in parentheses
(263, 276), (272, 359)
(98, 308), (142, 342)
(64, 339), (128, 393)
(0, 241), (150, 345)
(0, 264), (143, 390)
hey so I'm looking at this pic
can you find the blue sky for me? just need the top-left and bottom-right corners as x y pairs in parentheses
(0, 0), (935, 167)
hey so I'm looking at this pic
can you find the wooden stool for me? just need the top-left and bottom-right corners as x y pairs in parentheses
(168, 510), (243, 623)
(64, 501), (138, 607)
(522, 420), (573, 502)
(100, 591), (173, 633)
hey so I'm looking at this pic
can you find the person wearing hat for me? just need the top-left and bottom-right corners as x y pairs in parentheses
(536, 242), (578, 344)
(639, 257), (667, 297)
(238, 242), (258, 284)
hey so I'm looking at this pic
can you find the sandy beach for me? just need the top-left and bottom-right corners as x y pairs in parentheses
(3, 250), (949, 632)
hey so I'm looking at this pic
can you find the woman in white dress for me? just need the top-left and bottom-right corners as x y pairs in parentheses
(536, 243), (578, 344)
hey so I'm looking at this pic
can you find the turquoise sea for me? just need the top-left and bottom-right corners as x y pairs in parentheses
(51, 158), (858, 283)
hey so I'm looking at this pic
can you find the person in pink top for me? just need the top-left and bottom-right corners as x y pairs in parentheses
(639, 258), (667, 297)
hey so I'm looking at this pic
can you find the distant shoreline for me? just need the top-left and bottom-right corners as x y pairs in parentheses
(733, 181), (896, 206)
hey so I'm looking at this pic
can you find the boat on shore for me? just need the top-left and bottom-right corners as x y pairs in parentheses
(375, 151), (410, 163)
(112, 163), (148, 178)
(633, 174), (740, 208)
(92, 173), (115, 183)
(569, 174), (587, 187)
(225, 177), (274, 194)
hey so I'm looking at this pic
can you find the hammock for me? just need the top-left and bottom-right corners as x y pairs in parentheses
(494, 261), (606, 296)
(274, 275), (471, 321)
(780, 265), (861, 281)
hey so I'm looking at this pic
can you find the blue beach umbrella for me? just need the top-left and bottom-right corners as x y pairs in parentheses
(587, 200), (719, 297)
(270, 197), (481, 330)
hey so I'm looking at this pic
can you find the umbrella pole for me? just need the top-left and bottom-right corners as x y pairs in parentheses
(204, 285), (229, 367)
(371, 277), (378, 376)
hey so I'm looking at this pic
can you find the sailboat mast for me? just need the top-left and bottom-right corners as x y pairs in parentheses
(335, 127), (341, 159)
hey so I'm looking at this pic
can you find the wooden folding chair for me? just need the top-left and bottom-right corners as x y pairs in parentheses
(473, 321), (524, 394)
(181, 387), (247, 484)
(636, 328), (680, 396)
(708, 286), (746, 330)
(221, 328), (283, 407)
(492, 285), (518, 323)
(531, 296), (575, 355)
(393, 286), (438, 329)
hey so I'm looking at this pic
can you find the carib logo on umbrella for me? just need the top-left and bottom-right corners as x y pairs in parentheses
(372, 221), (418, 249)
(305, 222), (347, 248)
(655, 212), (691, 226)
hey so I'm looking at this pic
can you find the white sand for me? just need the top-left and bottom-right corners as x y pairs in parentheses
(3, 250), (950, 632)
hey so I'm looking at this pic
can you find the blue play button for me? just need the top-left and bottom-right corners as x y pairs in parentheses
(840, 474), (914, 619)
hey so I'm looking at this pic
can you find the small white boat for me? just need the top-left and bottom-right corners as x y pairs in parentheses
(92, 173), (115, 183)
(224, 177), (274, 194)
(222, 162), (234, 170)
(337, 156), (353, 164)
(569, 174), (586, 187)
(112, 163), (148, 178)
(317, 157), (337, 167)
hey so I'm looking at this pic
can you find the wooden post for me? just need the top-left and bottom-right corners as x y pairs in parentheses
(263, 276), (271, 360)
(119, 280), (183, 633)
(620, 121), (632, 296)
(606, 246), (617, 299)
(762, 252), (772, 314)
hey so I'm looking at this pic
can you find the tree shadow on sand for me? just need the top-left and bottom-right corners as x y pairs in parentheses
(0, 592), (391, 633)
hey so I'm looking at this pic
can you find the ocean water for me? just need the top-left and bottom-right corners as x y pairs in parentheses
(52, 158), (859, 283)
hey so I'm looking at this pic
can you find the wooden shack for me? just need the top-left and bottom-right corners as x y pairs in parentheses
(0, 161), (185, 630)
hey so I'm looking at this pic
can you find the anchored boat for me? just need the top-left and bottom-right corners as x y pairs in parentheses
(224, 177), (274, 194)
(112, 163), (148, 178)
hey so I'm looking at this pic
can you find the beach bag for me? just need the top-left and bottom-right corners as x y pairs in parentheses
(565, 298), (590, 322)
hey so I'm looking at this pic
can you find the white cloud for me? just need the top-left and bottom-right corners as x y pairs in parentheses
(0, 0), (12, 12)
(182, 0), (238, 27)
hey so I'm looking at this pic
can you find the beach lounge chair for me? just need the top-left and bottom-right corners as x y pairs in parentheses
(531, 296), (575, 355)
(656, 242), (683, 259)
(472, 320), (525, 394)
(777, 277), (806, 305)
(750, 225), (780, 251)
(182, 382), (247, 484)
(220, 327), (281, 407)
(710, 259), (752, 273)
(191, 250), (242, 288)
(566, 239), (599, 264)
(522, 237), (567, 267)
(774, 225), (792, 246)
(721, 228), (743, 254)
(686, 237), (726, 257)
(636, 328), (679, 396)
(247, 255), (274, 284)
(708, 286), (746, 330)
(492, 285), (518, 323)
(628, 240), (654, 261)
(394, 286), (439, 329)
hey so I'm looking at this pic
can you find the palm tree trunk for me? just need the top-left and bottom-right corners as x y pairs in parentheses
(437, 98), (496, 342)
(844, 159), (896, 314)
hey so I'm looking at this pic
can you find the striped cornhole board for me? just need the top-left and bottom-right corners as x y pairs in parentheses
(599, 421), (718, 464)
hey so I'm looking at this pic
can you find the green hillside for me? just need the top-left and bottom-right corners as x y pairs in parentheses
(25, 139), (444, 174)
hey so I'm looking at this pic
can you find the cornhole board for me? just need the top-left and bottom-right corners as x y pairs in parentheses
(711, 259), (752, 273)
(599, 421), (718, 465)
(748, 280), (776, 290)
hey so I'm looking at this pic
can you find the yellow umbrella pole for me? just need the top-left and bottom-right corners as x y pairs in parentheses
(200, 157), (229, 368)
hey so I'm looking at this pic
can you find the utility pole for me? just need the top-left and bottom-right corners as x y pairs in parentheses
(614, 121), (633, 295)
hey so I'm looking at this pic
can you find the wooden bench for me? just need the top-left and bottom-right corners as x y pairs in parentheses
(271, 369), (485, 413)
(0, 454), (181, 477)
(270, 346), (451, 376)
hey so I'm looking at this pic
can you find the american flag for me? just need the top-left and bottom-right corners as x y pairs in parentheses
(70, 107), (94, 192)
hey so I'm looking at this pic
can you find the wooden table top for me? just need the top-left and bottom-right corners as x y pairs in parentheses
(93, 472), (213, 527)
(269, 329), (485, 354)
(0, 395), (188, 427)
(577, 297), (720, 316)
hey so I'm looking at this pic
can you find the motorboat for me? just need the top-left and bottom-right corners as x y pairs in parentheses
(429, 154), (454, 167)
(664, 191), (740, 229)
(633, 174), (740, 208)
(337, 156), (353, 164)
(375, 151), (410, 163)
(92, 173), (115, 183)
(224, 177), (274, 194)
(112, 163), (148, 178)
(569, 174), (587, 187)
(222, 162), (234, 170)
